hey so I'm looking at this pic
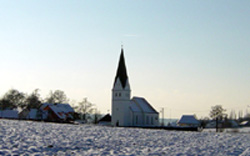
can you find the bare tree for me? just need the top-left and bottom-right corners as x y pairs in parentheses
(229, 110), (236, 120)
(210, 105), (226, 132)
(75, 98), (94, 123)
(45, 90), (68, 104)
(92, 108), (102, 124)
(238, 110), (243, 120)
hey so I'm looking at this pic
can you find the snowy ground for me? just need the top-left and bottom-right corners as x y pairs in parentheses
(1, 120), (250, 156)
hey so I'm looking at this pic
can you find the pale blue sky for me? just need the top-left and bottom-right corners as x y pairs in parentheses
(0, 1), (249, 118)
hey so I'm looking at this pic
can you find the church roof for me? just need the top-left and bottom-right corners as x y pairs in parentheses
(131, 97), (158, 114)
(114, 48), (128, 89)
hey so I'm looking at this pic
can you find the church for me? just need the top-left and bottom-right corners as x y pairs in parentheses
(111, 48), (159, 127)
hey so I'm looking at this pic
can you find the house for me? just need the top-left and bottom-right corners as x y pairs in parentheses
(177, 115), (200, 127)
(206, 120), (239, 128)
(0, 109), (19, 119)
(19, 109), (40, 120)
(111, 48), (159, 127)
(98, 114), (112, 126)
(41, 103), (75, 122)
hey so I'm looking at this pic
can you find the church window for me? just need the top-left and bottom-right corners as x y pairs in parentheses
(115, 93), (118, 97)
(146, 116), (149, 125)
(151, 117), (154, 125)
(119, 93), (121, 97)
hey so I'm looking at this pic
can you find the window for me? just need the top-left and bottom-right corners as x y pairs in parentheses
(115, 93), (118, 97)
(136, 115), (138, 124)
(146, 116), (149, 125)
(151, 117), (154, 125)
(119, 93), (121, 97)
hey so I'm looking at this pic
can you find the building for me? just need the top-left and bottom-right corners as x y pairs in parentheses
(0, 109), (18, 119)
(98, 114), (112, 126)
(19, 109), (39, 120)
(111, 48), (159, 127)
(177, 115), (200, 127)
(41, 103), (75, 122)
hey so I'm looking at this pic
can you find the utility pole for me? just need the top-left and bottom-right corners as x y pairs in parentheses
(160, 107), (164, 127)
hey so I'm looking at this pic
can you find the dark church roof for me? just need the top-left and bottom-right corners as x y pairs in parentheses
(114, 48), (128, 88)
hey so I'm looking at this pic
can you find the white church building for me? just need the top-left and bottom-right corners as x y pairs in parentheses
(111, 48), (159, 127)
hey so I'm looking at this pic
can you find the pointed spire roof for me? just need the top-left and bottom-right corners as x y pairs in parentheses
(114, 48), (128, 89)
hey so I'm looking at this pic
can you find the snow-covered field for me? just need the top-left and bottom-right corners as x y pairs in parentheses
(1, 120), (250, 156)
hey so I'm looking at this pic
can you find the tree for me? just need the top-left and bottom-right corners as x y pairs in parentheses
(45, 90), (68, 104)
(25, 89), (42, 110)
(238, 110), (243, 120)
(75, 98), (95, 123)
(0, 99), (12, 110)
(229, 110), (236, 120)
(1, 89), (26, 109)
(92, 108), (102, 124)
(210, 105), (226, 132)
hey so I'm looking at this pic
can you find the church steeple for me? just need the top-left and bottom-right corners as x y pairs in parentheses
(114, 48), (128, 89)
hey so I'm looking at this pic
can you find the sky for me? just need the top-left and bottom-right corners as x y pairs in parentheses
(0, 0), (249, 119)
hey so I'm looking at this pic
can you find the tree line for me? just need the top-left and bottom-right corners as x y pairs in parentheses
(0, 89), (101, 123)
(0, 89), (68, 110)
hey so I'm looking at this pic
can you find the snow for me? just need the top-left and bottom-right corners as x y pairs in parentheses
(1, 119), (250, 155)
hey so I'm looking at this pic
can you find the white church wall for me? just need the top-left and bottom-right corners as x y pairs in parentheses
(112, 78), (131, 127)
(143, 113), (159, 127)
(132, 112), (144, 127)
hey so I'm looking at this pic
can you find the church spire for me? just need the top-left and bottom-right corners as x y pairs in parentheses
(114, 48), (128, 89)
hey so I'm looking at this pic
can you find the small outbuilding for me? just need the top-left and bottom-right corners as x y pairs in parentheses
(19, 109), (40, 120)
(98, 114), (112, 126)
(0, 109), (19, 119)
(177, 115), (200, 127)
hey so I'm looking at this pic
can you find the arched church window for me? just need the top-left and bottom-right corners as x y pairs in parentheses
(115, 93), (118, 97)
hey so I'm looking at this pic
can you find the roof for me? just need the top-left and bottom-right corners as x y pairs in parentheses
(178, 115), (200, 125)
(42, 103), (74, 120)
(99, 114), (111, 122)
(114, 48), (128, 89)
(0, 110), (18, 118)
(130, 97), (158, 114)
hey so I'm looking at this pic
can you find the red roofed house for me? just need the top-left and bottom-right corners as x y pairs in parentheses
(41, 103), (75, 122)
